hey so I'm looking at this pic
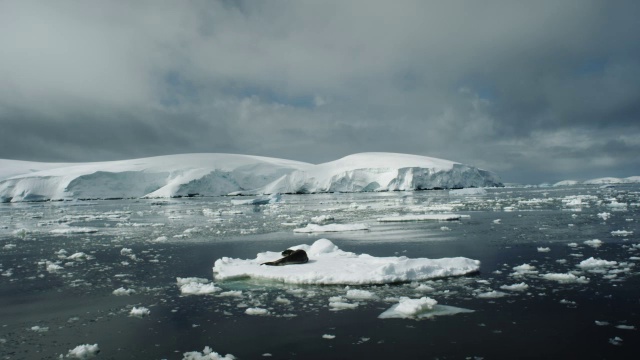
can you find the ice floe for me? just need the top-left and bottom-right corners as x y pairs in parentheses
(177, 277), (221, 295)
(293, 223), (369, 233)
(378, 296), (473, 319)
(182, 346), (236, 360)
(129, 307), (150, 317)
(213, 239), (480, 285)
(377, 214), (461, 222)
(540, 273), (590, 284)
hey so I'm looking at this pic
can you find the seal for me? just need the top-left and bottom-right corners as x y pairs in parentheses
(261, 249), (309, 266)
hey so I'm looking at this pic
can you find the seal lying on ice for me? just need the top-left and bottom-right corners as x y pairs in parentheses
(261, 249), (309, 266)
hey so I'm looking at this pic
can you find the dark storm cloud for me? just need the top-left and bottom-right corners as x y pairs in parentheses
(0, 0), (639, 183)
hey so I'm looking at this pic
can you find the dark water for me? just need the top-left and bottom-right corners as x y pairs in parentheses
(1, 186), (639, 359)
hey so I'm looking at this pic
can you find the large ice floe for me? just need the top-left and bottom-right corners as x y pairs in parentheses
(212, 239), (480, 285)
(0, 152), (502, 202)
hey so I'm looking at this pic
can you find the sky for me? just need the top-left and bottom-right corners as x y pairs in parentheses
(1, 1), (639, 184)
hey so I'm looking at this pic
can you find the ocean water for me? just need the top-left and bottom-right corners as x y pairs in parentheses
(0, 185), (639, 359)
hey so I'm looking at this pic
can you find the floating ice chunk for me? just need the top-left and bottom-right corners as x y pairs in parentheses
(293, 223), (368, 233)
(537, 247), (551, 253)
(3, 244), (16, 250)
(560, 299), (576, 305)
(46, 262), (64, 273)
(176, 277), (209, 285)
(218, 290), (243, 297)
(597, 212), (611, 221)
(609, 337), (623, 346)
(378, 296), (473, 319)
(50, 227), (98, 234)
(179, 280), (221, 295)
(311, 215), (334, 224)
(511, 264), (538, 276)
(245, 307), (269, 315)
(130, 307), (150, 317)
(231, 197), (270, 206)
(578, 257), (617, 270)
(152, 236), (168, 242)
(492, 219), (501, 224)
(213, 239), (480, 285)
(322, 334), (336, 339)
(616, 325), (636, 330)
(476, 290), (508, 299)
(414, 284), (435, 292)
(611, 230), (633, 237)
(66, 344), (100, 359)
(595, 321), (609, 326)
(584, 239), (603, 248)
(499, 282), (529, 292)
(540, 273), (589, 284)
(449, 188), (487, 196)
(112, 287), (135, 296)
(30, 326), (49, 332)
(182, 346), (236, 360)
(567, 243), (578, 248)
(377, 214), (461, 222)
(67, 252), (91, 261)
(345, 289), (376, 300)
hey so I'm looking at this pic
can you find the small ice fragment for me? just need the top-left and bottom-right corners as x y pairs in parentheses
(537, 247), (551, 253)
(66, 344), (100, 359)
(112, 287), (135, 296)
(322, 334), (336, 339)
(130, 307), (150, 317)
(609, 337), (623, 346)
(182, 346), (235, 360)
(499, 283), (529, 292)
(583, 239), (603, 248)
(245, 307), (269, 315)
(595, 321), (609, 326)
(476, 291), (508, 299)
(616, 325), (636, 330)
(345, 289), (376, 300)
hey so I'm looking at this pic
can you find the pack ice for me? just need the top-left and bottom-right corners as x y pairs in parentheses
(212, 239), (480, 285)
(0, 152), (502, 202)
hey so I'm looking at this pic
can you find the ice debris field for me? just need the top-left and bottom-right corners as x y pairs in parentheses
(1, 181), (640, 358)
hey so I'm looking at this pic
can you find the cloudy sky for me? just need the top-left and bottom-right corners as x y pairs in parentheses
(1, 1), (639, 184)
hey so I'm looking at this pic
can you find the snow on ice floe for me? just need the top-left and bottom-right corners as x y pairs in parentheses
(182, 346), (236, 360)
(65, 344), (100, 359)
(577, 257), (617, 270)
(212, 239), (480, 285)
(112, 287), (135, 296)
(293, 223), (369, 233)
(378, 296), (473, 319)
(377, 214), (461, 222)
(584, 239), (603, 248)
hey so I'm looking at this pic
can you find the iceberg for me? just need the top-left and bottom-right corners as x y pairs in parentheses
(0, 152), (502, 202)
(212, 239), (480, 285)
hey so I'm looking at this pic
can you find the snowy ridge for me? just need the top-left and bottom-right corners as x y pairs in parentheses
(0, 152), (502, 202)
(554, 176), (640, 187)
(247, 153), (502, 194)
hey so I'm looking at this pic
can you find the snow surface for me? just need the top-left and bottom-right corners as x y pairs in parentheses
(212, 239), (480, 285)
(0, 152), (502, 202)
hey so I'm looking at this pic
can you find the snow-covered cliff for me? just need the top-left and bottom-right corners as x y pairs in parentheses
(251, 153), (502, 194)
(0, 152), (502, 202)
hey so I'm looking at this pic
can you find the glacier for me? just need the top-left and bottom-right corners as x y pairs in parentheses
(0, 152), (502, 202)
